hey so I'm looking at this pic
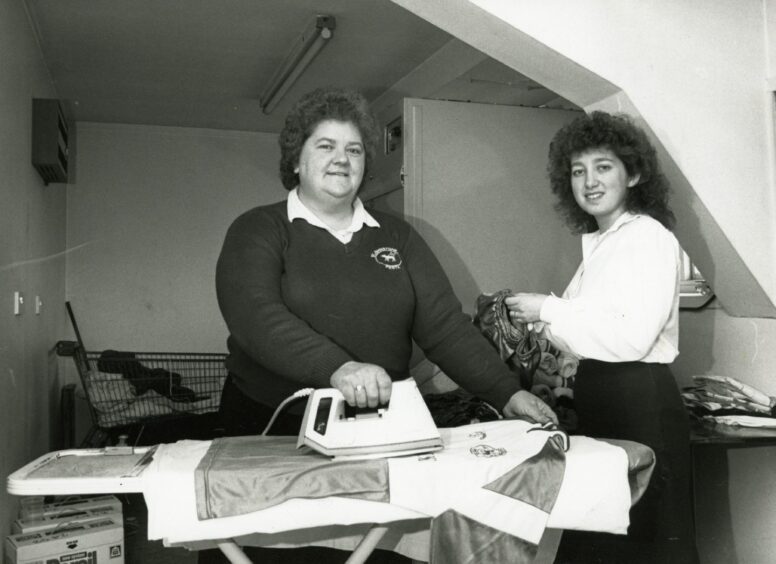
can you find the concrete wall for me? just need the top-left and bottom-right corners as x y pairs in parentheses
(0, 0), (66, 548)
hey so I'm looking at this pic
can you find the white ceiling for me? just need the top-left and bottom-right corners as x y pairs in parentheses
(24, 0), (576, 133)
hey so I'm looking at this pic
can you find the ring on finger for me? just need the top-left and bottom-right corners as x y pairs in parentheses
(355, 385), (365, 393)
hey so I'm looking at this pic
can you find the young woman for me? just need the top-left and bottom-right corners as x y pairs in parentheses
(506, 111), (698, 563)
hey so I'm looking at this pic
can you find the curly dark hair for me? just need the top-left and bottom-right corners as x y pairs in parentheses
(547, 111), (675, 233)
(278, 87), (380, 191)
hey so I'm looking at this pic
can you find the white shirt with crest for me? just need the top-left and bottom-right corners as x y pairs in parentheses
(287, 188), (380, 244)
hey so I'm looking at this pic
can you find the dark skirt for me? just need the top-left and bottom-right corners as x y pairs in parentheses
(556, 359), (698, 564)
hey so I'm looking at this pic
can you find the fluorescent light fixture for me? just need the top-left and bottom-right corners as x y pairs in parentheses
(260, 15), (336, 115)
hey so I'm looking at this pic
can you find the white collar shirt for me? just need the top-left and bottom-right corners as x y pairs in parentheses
(287, 188), (380, 244)
(539, 212), (681, 363)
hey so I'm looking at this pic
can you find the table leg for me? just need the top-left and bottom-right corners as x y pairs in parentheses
(345, 524), (390, 564)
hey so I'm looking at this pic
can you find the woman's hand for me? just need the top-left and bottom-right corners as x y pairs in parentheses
(330, 361), (392, 408)
(504, 293), (548, 324)
(502, 390), (558, 425)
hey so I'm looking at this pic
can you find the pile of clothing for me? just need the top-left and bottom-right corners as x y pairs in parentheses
(422, 388), (502, 428)
(97, 350), (202, 402)
(472, 289), (578, 431)
(682, 374), (776, 427)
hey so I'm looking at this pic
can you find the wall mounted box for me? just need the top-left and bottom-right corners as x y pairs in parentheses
(32, 98), (71, 185)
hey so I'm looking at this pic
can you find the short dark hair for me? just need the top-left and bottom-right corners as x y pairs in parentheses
(547, 111), (675, 233)
(278, 87), (379, 190)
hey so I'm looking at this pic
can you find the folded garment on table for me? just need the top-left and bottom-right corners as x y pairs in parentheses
(682, 374), (776, 418)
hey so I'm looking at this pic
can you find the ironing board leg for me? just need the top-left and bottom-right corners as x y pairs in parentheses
(345, 524), (389, 564)
(216, 540), (253, 564)
(213, 527), (390, 564)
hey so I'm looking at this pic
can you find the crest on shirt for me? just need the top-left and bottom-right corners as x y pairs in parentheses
(470, 444), (506, 458)
(371, 247), (402, 270)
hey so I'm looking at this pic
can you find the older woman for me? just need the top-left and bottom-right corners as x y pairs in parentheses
(205, 86), (556, 563)
(506, 111), (697, 563)
(215, 87), (555, 437)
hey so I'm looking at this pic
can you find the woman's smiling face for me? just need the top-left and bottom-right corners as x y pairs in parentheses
(296, 119), (365, 208)
(570, 147), (640, 232)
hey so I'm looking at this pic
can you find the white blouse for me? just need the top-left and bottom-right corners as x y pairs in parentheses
(539, 212), (681, 363)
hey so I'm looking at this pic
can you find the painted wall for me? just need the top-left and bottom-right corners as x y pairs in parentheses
(400, 99), (580, 309)
(390, 1), (776, 318)
(0, 0), (66, 549)
(464, 0), (776, 304)
(66, 123), (283, 353)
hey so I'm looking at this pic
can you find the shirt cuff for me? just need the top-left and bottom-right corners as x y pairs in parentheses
(540, 295), (567, 324)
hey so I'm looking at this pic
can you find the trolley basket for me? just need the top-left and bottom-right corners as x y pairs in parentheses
(58, 345), (227, 436)
(58, 302), (228, 446)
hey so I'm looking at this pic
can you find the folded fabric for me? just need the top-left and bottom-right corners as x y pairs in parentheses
(430, 508), (540, 563)
(86, 371), (222, 428)
(389, 420), (629, 544)
(143, 422), (641, 555)
(144, 440), (424, 546)
(190, 422), (572, 563)
(473, 289), (578, 387)
(97, 350), (202, 402)
(682, 374), (776, 417)
(194, 435), (388, 519)
(694, 375), (773, 407)
(473, 289), (540, 372)
(702, 415), (776, 428)
(421, 388), (501, 427)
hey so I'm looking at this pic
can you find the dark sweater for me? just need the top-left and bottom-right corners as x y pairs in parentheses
(215, 200), (521, 410)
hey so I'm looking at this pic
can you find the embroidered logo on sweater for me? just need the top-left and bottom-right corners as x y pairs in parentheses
(371, 247), (402, 270)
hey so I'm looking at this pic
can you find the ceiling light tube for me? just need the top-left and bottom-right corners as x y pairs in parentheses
(260, 15), (336, 115)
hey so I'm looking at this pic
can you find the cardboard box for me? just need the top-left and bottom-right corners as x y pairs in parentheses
(20, 496), (122, 520)
(5, 517), (124, 564)
(13, 505), (123, 534)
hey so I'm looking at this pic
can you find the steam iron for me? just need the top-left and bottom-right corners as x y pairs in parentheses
(297, 378), (443, 460)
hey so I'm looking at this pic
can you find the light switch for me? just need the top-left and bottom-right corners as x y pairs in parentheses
(13, 291), (23, 315)
(35, 295), (42, 315)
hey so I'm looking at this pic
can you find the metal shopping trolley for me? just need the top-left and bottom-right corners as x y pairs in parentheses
(58, 302), (228, 447)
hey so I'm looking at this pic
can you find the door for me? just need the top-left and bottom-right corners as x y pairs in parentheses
(401, 98), (582, 314)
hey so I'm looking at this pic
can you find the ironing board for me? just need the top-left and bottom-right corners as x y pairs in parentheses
(7, 426), (655, 564)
